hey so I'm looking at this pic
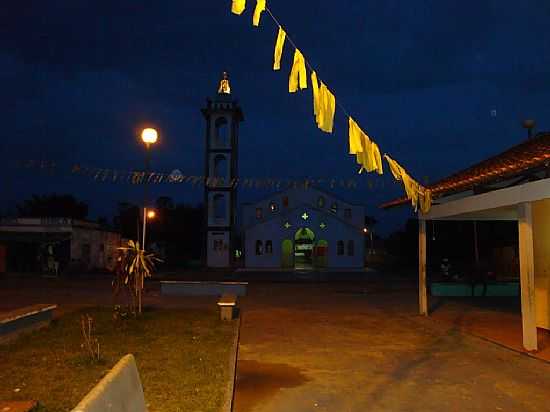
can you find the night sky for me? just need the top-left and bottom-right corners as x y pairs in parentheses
(2, 1), (550, 235)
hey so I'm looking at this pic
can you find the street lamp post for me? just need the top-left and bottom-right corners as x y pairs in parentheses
(141, 128), (158, 250)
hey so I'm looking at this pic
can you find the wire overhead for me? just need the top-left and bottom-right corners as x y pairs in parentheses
(230, 0), (432, 213)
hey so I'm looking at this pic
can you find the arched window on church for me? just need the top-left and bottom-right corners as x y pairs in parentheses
(347, 240), (355, 256)
(265, 240), (273, 254)
(337, 240), (344, 256)
(256, 240), (263, 255)
(214, 154), (228, 183)
(318, 196), (325, 208)
(344, 208), (352, 219)
(215, 117), (229, 147)
(213, 194), (226, 222)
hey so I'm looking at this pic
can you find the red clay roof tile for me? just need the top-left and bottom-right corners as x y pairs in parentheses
(380, 132), (550, 209)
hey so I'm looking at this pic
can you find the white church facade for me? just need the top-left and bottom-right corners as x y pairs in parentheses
(202, 74), (365, 270)
(242, 187), (365, 269)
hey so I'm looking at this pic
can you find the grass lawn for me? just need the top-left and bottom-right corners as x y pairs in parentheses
(0, 307), (236, 412)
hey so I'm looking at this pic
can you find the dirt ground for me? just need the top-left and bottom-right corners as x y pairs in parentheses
(234, 276), (550, 412)
(2, 272), (550, 411)
(0, 274), (216, 316)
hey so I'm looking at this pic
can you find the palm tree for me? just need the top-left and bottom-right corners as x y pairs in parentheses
(117, 240), (160, 315)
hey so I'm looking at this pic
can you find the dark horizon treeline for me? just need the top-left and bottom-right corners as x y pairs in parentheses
(385, 218), (519, 277)
(114, 196), (204, 264)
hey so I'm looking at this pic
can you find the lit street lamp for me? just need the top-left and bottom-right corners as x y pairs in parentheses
(141, 128), (158, 145)
(141, 128), (158, 249)
(363, 227), (375, 254)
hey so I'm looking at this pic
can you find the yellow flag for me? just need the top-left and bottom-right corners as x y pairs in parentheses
(402, 174), (419, 210)
(351, 120), (382, 174)
(371, 142), (383, 175)
(364, 138), (377, 172)
(384, 154), (404, 181)
(348, 117), (363, 154)
(384, 154), (421, 210)
(419, 188), (432, 214)
(318, 82), (335, 132)
(273, 27), (286, 70)
(355, 134), (372, 171)
(253, 0), (266, 26)
(311, 71), (320, 117)
(289, 49), (307, 93)
(231, 0), (246, 15)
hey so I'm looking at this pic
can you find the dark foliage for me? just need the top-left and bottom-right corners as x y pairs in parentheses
(113, 197), (205, 265)
(16, 194), (88, 219)
(113, 202), (140, 240)
(385, 218), (519, 276)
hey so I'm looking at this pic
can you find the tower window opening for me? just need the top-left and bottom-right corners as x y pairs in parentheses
(215, 117), (229, 147)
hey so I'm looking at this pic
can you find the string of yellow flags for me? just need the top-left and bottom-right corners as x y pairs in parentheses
(230, 0), (432, 213)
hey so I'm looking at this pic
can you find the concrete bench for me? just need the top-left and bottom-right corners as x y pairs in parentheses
(161, 281), (247, 297)
(217, 294), (238, 321)
(71, 354), (147, 412)
(0, 304), (57, 344)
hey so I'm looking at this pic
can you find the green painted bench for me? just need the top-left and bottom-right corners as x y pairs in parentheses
(431, 282), (519, 297)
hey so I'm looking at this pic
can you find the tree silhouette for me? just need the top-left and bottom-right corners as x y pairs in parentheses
(17, 194), (88, 219)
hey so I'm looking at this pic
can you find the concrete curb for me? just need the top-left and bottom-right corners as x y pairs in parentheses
(160, 281), (248, 297)
(0, 304), (57, 345)
(71, 354), (146, 412)
(222, 316), (241, 412)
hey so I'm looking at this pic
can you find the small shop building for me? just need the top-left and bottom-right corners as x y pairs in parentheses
(0, 218), (121, 274)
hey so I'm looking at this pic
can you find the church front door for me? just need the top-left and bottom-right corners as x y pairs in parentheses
(281, 239), (294, 269)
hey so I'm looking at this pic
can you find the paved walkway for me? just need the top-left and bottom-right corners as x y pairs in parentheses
(234, 281), (550, 412)
(428, 296), (550, 361)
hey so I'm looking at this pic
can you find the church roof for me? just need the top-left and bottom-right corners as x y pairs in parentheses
(241, 185), (362, 208)
(243, 202), (363, 231)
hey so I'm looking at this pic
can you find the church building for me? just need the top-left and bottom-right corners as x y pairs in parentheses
(202, 74), (365, 270)
(242, 187), (365, 270)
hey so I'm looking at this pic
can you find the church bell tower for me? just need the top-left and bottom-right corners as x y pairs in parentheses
(201, 73), (244, 268)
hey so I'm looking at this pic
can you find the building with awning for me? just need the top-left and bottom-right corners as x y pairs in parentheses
(0, 218), (121, 274)
(381, 132), (550, 351)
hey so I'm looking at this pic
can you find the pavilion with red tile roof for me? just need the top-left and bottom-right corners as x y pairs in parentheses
(381, 132), (550, 210)
(381, 132), (550, 352)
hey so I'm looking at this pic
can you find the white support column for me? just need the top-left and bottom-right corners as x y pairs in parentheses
(518, 202), (538, 351)
(419, 219), (428, 316)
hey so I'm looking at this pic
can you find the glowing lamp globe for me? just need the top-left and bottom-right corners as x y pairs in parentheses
(147, 210), (156, 219)
(141, 128), (158, 144)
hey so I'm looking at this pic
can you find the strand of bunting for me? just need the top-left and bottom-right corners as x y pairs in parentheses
(16, 159), (388, 190)
(230, 0), (432, 213)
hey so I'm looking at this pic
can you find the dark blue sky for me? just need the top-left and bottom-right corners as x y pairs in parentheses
(1, 1), (549, 234)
